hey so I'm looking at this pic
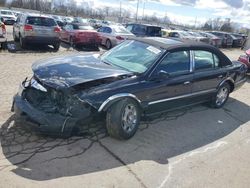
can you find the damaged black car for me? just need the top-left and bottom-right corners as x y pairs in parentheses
(12, 38), (248, 140)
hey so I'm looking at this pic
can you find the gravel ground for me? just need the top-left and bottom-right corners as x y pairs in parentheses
(0, 26), (250, 188)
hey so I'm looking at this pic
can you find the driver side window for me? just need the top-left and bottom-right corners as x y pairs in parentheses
(155, 51), (190, 76)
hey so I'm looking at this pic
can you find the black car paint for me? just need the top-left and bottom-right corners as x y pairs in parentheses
(12, 40), (247, 137)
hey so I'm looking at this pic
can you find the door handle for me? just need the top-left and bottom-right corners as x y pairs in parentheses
(183, 81), (191, 85)
(218, 75), (223, 78)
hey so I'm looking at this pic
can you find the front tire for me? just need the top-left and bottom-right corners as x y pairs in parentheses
(211, 83), (230, 108)
(106, 98), (141, 140)
(19, 35), (26, 49)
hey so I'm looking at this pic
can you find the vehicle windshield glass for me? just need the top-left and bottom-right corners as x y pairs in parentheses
(73, 25), (94, 30)
(100, 40), (163, 73)
(26, 17), (57, 26)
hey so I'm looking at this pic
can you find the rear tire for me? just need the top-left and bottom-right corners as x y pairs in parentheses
(211, 83), (230, 108)
(53, 42), (60, 52)
(106, 98), (141, 140)
(106, 39), (112, 49)
(69, 37), (74, 48)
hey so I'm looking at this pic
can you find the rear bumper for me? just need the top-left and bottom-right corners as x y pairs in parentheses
(4, 20), (15, 25)
(24, 36), (60, 45)
(0, 36), (7, 43)
(74, 37), (101, 46)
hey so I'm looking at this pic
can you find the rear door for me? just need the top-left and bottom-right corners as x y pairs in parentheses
(192, 50), (226, 102)
(26, 17), (57, 37)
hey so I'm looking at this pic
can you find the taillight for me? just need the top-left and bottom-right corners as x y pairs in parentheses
(116, 36), (124, 40)
(1, 24), (6, 34)
(24, 24), (33, 31)
(54, 26), (61, 33)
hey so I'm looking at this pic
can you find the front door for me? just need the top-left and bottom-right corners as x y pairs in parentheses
(144, 50), (193, 114)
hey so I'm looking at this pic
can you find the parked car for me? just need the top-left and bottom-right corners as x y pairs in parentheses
(98, 25), (134, 49)
(60, 23), (100, 48)
(72, 17), (88, 24)
(88, 19), (102, 29)
(209, 31), (233, 47)
(125, 23), (162, 37)
(12, 37), (247, 139)
(198, 32), (222, 47)
(168, 30), (196, 41)
(187, 31), (210, 44)
(0, 17), (7, 49)
(13, 13), (61, 51)
(161, 29), (172, 38)
(0, 9), (16, 25)
(51, 15), (64, 27)
(63, 16), (74, 24)
(238, 49), (250, 72)
(230, 33), (243, 47)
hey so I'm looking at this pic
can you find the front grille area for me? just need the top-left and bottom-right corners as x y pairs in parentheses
(24, 85), (68, 115)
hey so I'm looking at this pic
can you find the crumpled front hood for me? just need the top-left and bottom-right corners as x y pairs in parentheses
(32, 54), (131, 89)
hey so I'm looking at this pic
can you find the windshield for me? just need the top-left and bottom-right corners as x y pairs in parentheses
(100, 40), (163, 73)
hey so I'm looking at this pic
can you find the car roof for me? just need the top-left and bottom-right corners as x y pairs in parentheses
(132, 37), (232, 66)
(22, 13), (53, 18)
(127, 23), (161, 28)
(133, 37), (218, 50)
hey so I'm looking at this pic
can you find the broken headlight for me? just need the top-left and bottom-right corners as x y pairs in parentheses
(30, 77), (47, 92)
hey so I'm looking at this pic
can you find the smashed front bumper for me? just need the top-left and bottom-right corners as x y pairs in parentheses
(12, 79), (95, 137)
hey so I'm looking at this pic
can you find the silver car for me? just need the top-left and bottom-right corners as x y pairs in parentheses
(13, 13), (61, 51)
(98, 25), (135, 49)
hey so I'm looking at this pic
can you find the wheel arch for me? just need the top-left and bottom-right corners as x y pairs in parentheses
(98, 93), (142, 112)
(218, 77), (235, 93)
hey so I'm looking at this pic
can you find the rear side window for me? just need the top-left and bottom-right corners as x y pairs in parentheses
(26, 17), (56, 27)
(156, 51), (190, 75)
(104, 27), (112, 33)
(194, 50), (219, 70)
(146, 27), (161, 36)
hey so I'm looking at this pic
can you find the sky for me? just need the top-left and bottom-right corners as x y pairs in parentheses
(75, 0), (250, 26)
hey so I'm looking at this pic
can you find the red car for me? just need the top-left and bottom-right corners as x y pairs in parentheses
(60, 23), (101, 48)
(238, 49), (250, 72)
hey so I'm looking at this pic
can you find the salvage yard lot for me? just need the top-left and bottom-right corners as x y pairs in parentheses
(0, 26), (250, 188)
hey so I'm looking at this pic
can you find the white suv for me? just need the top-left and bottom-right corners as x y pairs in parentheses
(0, 9), (16, 25)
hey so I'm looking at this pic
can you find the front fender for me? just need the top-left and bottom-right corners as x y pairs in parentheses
(98, 93), (142, 112)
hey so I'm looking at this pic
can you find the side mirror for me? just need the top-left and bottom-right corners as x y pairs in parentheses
(158, 70), (170, 79)
(150, 70), (170, 81)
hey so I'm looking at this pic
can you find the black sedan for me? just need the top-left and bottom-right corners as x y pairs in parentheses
(12, 38), (247, 140)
